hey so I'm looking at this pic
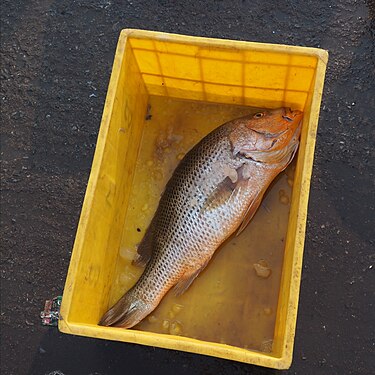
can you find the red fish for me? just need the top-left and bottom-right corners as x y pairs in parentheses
(100, 107), (303, 328)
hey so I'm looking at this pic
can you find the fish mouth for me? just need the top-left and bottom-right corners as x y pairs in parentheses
(251, 128), (288, 139)
(285, 120), (302, 163)
(282, 107), (303, 123)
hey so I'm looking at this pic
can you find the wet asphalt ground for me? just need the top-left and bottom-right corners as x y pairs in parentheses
(1, 1), (374, 374)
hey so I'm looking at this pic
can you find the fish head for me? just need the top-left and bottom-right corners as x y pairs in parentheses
(230, 107), (303, 165)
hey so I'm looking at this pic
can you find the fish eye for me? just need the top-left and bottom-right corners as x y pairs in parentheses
(254, 112), (264, 119)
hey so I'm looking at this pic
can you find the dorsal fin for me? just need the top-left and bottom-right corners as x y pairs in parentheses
(132, 218), (156, 267)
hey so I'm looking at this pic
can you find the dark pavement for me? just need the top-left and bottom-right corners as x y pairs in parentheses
(1, 1), (374, 374)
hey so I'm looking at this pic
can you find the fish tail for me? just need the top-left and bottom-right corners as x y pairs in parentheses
(99, 289), (151, 328)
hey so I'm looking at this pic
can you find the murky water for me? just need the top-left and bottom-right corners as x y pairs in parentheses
(108, 96), (295, 352)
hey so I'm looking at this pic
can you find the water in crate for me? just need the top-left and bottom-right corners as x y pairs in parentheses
(107, 96), (297, 352)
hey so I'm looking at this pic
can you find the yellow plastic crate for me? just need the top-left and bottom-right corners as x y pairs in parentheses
(59, 29), (328, 369)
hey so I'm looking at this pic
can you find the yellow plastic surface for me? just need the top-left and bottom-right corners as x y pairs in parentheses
(59, 29), (328, 369)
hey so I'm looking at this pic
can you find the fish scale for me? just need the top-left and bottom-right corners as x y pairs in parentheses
(99, 108), (302, 328)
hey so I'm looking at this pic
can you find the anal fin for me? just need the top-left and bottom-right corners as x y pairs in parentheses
(173, 259), (210, 296)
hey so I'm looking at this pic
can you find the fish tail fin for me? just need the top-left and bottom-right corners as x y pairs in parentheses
(99, 289), (151, 328)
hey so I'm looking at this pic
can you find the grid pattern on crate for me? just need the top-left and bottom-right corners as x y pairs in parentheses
(129, 37), (317, 109)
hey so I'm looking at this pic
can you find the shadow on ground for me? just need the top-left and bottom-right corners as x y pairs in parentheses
(28, 330), (277, 375)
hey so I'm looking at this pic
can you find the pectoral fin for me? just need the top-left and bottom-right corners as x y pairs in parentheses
(202, 176), (237, 212)
(202, 163), (256, 213)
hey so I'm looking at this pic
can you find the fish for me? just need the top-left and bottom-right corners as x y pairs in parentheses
(99, 107), (303, 328)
